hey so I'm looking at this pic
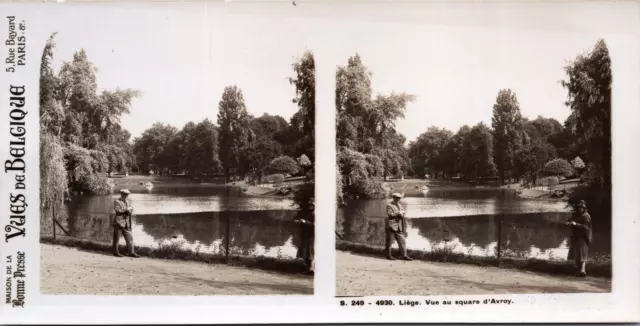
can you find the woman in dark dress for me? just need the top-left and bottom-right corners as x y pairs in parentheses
(294, 198), (315, 275)
(565, 200), (592, 277)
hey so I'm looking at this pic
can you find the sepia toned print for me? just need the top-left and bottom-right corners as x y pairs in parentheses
(335, 25), (612, 296)
(38, 7), (315, 295)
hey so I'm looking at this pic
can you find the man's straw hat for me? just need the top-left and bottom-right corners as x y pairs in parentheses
(392, 192), (403, 199)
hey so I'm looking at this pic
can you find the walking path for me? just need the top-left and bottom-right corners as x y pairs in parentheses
(336, 251), (611, 296)
(41, 244), (313, 295)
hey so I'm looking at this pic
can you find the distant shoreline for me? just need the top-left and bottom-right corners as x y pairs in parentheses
(105, 174), (302, 199)
(377, 178), (570, 202)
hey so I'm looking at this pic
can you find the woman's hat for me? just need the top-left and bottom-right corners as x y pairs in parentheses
(392, 192), (403, 199)
(120, 189), (131, 195)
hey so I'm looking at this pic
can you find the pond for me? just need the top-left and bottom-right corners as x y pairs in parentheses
(46, 186), (302, 259)
(337, 187), (611, 261)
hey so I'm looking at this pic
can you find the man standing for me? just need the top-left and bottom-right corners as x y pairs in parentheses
(113, 189), (140, 258)
(385, 192), (413, 261)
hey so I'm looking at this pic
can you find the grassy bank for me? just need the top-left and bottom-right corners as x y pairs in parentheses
(500, 178), (581, 201)
(336, 240), (611, 278)
(386, 178), (577, 202)
(41, 236), (310, 275)
(229, 179), (307, 198)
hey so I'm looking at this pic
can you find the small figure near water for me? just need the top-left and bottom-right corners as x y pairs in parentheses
(113, 189), (140, 258)
(385, 193), (413, 261)
(294, 197), (315, 275)
(565, 200), (592, 277)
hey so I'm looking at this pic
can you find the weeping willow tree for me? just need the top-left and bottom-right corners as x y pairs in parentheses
(40, 33), (68, 225)
(39, 33), (139, 226)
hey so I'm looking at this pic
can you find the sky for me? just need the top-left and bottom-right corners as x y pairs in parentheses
(33, 3), (318, 138)
(327, 20), (606, 142)
(31, 2), (609, 141)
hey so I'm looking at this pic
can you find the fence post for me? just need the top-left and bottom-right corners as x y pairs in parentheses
(225, 213), (230, 263)
(496, 214), (502, 264)
(52, 205), (56, 241)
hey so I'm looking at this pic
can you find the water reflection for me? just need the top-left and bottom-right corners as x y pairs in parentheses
(49, 187), (300, 259)
(337, 188), (610, 261)
(64, 191), (294, 216)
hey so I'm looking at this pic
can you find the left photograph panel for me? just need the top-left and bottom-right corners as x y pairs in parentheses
(38, 4), (315, 295)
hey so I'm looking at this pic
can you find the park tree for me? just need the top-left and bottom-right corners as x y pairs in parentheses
(288, 52), (316, 210)
(217, 85), (254, 182)
(250, 113), (289, 140)
(336, 54), (413, 201)
(57, 49), (98, 147)
(408, 127), (453, 179)
(133, 123), (178, 174)
(289, 52), (315, 143)
(64, 143), (111, 194)
(287, 51), (316, 163)
(99, 125), (135, 176)
(58, 48), (139, 181)
(361, 94), (412, 180)
(561, 39), (611, 190)
(524, 116), (564, 142)
(41, 33), (138, 200)
(458, 122), (497, 180)
(514, 140), (558, 186)
(245, 138), (283, 183)
(377, 131), (409, 180)
(492, 89), (527, 184)
(561, 39), (612, 228)
(338, 148), (385, 199)
(166, 121), (197, 174)
(443, 125), (472, 178)
(336, 54), (372, 151)
(185, 119), (222, 176)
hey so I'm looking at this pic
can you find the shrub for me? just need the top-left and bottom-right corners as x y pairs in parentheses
(297, 154), (311, 167)
(571, 156), (586, 169)
(544, 158), (574, 177)
(268, 156), (300, 175)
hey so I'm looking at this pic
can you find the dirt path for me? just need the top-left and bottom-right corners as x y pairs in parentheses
(336, 252), (610, 296)
(41, 244), (313, 295)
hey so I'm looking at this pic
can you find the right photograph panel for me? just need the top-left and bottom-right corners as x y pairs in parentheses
(334, 24), (612, 297)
